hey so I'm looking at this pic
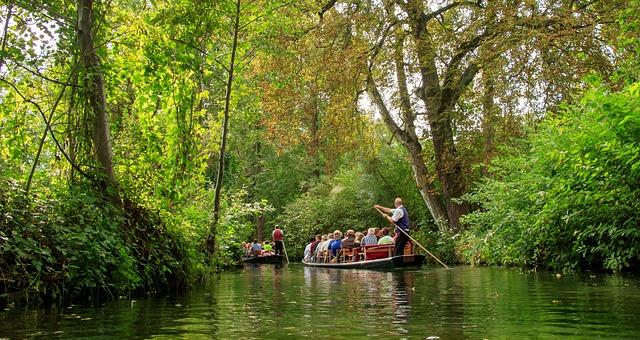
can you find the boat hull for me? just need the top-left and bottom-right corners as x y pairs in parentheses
(302, 254), (425, 269)
(241, 254), (283, 264)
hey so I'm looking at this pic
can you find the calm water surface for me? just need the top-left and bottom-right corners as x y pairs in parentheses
(1, 265), (640, 339)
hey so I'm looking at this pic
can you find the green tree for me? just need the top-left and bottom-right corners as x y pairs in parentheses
(320, 0), (624, 232)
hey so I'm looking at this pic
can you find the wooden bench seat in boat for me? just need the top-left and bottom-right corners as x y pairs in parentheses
(363, 244), (393, 261)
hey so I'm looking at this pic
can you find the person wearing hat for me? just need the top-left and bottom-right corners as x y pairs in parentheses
(272, 225), (284, 256)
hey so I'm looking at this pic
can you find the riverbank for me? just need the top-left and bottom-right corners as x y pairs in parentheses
(0, 180), (205, 308)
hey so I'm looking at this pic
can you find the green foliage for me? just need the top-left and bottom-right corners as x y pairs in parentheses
(213, 189), (273, 267)
(279, 142), (434, 259)
(0, 179), (193, 304)
(614, 0), (640, 83)
(462, 81), (640, 272)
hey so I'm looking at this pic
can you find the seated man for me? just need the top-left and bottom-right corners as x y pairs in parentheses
(377, 227), (394, 245)
(330, 230), (343, 257)
(303, 237), (315, 261)
(263, 241), (273, 252)
(309, 234), (322, 260)
(250, 240), (263, 255)
(361, 228), (378, 246)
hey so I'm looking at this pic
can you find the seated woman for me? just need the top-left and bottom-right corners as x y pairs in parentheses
(342, 230), (356, 249)
(353, 232), (364, 248)
(330, 230), (343, 257)
(263, 241), (274, 253)
(377, 227), (394, 245)
(315, 234), (328, 259)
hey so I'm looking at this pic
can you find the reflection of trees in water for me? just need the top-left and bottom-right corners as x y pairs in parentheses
(204, 277), (220, 337)
(233, 264), (287, 334)
(421, 268), (465, 338)
(391, 271), (415, 326)
(301, 268), (414, 332)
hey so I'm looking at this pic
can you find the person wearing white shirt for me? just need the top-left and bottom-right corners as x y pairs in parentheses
(374, 197), (411, 256)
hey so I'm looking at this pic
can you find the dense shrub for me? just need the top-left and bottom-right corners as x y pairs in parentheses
(0, 180), (192, 305)
(461, 81), (640, 272)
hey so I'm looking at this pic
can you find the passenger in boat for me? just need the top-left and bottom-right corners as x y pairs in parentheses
(377, 227), (394, 245)
(374, 198), (411, 256)
(354, 232), (364, 248)
(374, 227), (382, 238)
(322, 233), (334, 252)
(272, 225), (284, 256)
(361, 228), (378, 246)
(304, 237), (315, 261)
(315, 234), (326, 254)
(342, 230), (356, 249)
(241, 242), (250, 255)
(309, 234), (322, 258)
(263, 241), (274, 253)
(315, 234), (328, 261)
(330, 230), (343, 257)
(250, 240), (263, 255)
(327, 232), (337, 250)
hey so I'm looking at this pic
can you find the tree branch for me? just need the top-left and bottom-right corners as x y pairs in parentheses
(367, 20), (398, 74)
(424, 1), (481, 22)
(393, 30), (417, 139)
(0, 0), (13, 70)
(238, 0), (297, 31)
(9, 60), (80, 87)
(318, 0), (337, 19)
(0, 77), (94, 184)
(366, 75), (411, 144)
(442, 30), (494, 90)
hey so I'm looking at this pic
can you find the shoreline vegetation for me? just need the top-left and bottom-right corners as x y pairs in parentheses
(1, 0), (639, 307)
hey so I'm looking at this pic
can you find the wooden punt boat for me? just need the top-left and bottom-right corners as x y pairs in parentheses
(241, 254), (284, 264)
(302, 254), (426, 269)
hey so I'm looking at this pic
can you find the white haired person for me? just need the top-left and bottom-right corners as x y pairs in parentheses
(374, 198), (410, 256)
(361, 228), (378, 246)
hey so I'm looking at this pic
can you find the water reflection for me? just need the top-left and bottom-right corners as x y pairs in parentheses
(1, 266), (639, 339)
(391, 271), (414, 325)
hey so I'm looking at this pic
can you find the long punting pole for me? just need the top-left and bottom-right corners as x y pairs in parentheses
(282, 240), (290, 264)
(375, 207), (449, 269)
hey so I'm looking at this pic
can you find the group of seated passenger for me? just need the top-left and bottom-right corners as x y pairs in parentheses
(242, 240), (275, 256)
(304, 227), (403, 263)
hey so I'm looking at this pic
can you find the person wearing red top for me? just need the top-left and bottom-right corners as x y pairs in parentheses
(309, 234), (322, 259)
(272, 225), (284, 256)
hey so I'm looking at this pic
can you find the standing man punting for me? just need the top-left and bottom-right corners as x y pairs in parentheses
(374, 198), (410, 256)
(272, 225), (284, 256)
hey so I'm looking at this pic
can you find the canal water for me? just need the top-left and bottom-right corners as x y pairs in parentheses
(1, 265), (639, 339)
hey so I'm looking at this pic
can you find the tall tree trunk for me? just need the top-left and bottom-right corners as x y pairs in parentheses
(252, 138), (263, 242)
(77, 0), (116, 189)
(256, 213), (264, 242)
(67, 65), (79, 182)
(0, 1), (13, 70)
(481, 75), (496, 178)
(404, 139), (449, 230)
(410, 4), (474, 233)
(426, 108), (468, 233)
(310, 87), (321, 177)
(208, 0), (241, 254)
(366, 76), (448, 227)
